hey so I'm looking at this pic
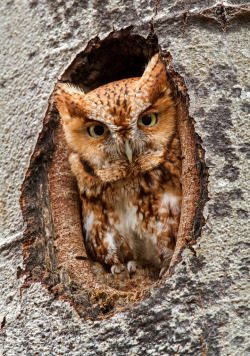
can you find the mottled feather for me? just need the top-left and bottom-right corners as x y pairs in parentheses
(53, 54), (182, 276)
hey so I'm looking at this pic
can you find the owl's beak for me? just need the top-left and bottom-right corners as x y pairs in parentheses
(125, 140), (133, 163)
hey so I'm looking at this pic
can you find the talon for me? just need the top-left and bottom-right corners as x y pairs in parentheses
(111, 264), (124, 276)
(127, 261), (137, 278)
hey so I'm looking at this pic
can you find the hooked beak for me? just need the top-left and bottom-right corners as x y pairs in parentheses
(125, 140), (133, 163)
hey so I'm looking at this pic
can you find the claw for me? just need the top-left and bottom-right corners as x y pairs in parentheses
(111, 264), (125, 276)
(127, 261), (137, 278)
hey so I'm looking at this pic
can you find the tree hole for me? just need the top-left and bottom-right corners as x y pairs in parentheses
(20, 27), (208, 319)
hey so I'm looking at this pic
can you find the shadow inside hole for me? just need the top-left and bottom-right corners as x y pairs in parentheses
(21, 28), (205, 320)
(61, 30), (159, 91)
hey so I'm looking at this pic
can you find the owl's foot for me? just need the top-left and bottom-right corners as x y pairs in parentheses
(111, 264), (125, 276)
(127, 260), (138, 278)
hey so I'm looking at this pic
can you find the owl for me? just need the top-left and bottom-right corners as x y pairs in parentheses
(53, 54), (182, 278)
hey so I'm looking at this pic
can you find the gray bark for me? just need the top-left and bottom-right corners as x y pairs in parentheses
(0, 1), (249, 355)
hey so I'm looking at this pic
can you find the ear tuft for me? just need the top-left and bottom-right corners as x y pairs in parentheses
(53, 83), (86, 123)
(138, 54), (169, 102)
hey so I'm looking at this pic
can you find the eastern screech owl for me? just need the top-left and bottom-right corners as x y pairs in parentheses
(53, 54), (182, 278)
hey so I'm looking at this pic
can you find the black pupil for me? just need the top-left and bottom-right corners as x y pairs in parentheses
(142, 115), (152, 126)
(94, 125), (105, 136)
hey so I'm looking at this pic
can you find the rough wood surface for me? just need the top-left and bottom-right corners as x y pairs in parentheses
(0, 1), (249, 355)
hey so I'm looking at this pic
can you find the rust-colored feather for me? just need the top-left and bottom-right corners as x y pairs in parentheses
(55, 54), (182, 276)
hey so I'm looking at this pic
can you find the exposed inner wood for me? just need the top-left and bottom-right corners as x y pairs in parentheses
(171, 102), (201, 266)
(20, 30), (207, 319)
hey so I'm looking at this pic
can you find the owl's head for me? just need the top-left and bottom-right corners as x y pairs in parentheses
(53, 54), (177, 182)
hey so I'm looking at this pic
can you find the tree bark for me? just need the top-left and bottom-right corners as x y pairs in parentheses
(0, 1), (249, 355)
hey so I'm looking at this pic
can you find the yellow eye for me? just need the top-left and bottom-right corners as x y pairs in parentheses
(87, 124), (108, 138)
(138, 113), (158, 127)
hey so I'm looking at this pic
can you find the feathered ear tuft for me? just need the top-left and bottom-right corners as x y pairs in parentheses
(53, 83), (86, 124)
(138, 54), (169, 102)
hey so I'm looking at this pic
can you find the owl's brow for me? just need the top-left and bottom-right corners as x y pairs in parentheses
(82, 118), (106, 125)
(79, 115), (108, 125)
(139, 105), (158, 116)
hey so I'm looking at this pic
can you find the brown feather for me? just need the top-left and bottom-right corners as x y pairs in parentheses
(54, 54), (182, 276)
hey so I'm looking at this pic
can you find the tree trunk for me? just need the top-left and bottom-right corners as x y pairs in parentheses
(0, 1), (249, 355)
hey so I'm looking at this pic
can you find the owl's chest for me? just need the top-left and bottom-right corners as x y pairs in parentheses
(110, 183), (141, 235)
(108, 182), (164, 265)
(107, 179), (159, 237)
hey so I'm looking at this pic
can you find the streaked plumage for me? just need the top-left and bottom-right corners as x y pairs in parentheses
(53, 54), (182, 277)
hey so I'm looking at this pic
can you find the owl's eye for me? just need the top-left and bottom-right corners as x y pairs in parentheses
(87, 124), (108, 138)
(138, 113), (158, 127)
